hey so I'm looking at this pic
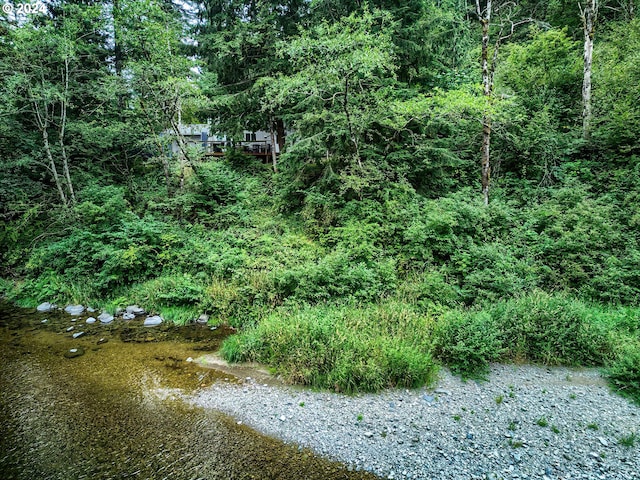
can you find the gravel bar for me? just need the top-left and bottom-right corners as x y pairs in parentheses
(190, 364), (639, 480)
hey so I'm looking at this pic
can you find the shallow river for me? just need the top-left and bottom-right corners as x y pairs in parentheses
(0, 303), (377, 480)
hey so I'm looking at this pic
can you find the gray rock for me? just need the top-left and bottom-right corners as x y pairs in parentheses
(598, 437), (608, 447)
(98, 313), (114, 324)
(364, 432), (374, 438)
(422, 394), (435, 403)
(122, 312), (135, 321)
(87, 307), (95, 313)
(86, 317), (97, 324)
(143, 315), (163, 327)
(197, 313), (210, 324)
(64, 305), (85, 315)
(434, 389), (451, 396)
(126, 305), (145, 316)
(64, 347), (84, 358)
(41, 319), (48, 323)
(66, 326), (74, 332)
(37, 302), (56, 312)
(72, 331), (85, 339)
(97, 338), (108, 345)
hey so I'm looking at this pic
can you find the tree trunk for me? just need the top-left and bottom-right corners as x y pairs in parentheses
(42, 128), (68, 206)
(269, 118), (278, 173)
(477, 0), (492, 205)
(581, 0), (597, 140)
(59, 57), (76, 204)
(481, 116), (491, 206)
(275, 118), (286, 152)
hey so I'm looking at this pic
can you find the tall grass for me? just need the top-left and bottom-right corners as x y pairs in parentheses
(221, 302), (438, 393)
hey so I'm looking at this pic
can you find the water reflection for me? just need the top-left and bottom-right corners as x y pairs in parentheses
(0, 303), (377, 479)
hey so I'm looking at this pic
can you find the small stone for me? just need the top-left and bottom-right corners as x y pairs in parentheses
(598, 437), (608, 447)
(364, 432), (374, 438)
(66, 326), (74, 332)
(422, 394), (435, 403)
(64, 347), (85, 358)
(466, 432), (474, 440)
(70, 318), (77, 322)
(411, 437), (420, 443)
(86, 317), (97, 324)
(97, 338), (108, 345)
(98, 313), (114, 324)
(122, 312), (135, 321)
(197, 313), (209, 324)
(64, 305), (85, 315)
(434, 388), (451, 395)
(87, 307), (95, 313)
(72, 331), (85, 339)
(37, 302), (56, 312)
(186, 357), (194, 362)
(143, 315), (163, 327)
(41, 319), (48, 323)
(279, 416), (286, 422)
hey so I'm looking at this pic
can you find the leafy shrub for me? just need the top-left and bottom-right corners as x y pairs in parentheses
(489, 291), (613, 365)
(432, 310), (503, 378)
(451, 243), (538, 304)
(271, 250), (397, 303)
(608, 342), (640, 405)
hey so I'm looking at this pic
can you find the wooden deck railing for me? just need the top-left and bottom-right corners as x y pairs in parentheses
(186, 139), (275, 156)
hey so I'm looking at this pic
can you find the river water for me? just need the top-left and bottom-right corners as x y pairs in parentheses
(0, 302), (377, 480)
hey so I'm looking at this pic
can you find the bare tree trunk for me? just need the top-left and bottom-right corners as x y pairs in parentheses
(59, 57), (76, 204)
(580, 0), (597, 140)
(42, 127), (68, 206)
(269, 118), (278, 173)
(477, 0), (492, 205)
(32, 98), (67, 206)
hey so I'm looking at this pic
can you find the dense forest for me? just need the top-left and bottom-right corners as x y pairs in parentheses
(1, 0), (639, 399)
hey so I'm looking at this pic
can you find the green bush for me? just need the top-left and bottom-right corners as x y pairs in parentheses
(221, 303), (437, 392)
(433, 310), (503, 378)
(608, 342), (640, 405)
(489, 291), (613, 365)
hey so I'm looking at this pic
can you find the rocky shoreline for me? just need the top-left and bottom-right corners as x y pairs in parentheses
(190, 364), (640, 480)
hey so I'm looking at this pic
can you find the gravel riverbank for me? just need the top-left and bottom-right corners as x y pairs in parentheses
(190, 364), (639, 480)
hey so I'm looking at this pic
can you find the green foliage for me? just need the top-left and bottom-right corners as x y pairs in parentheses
(617, 432), (639, 448)
(608, 342), (640, 405)
(489, 291), (614, 365)
(432, 310), (503, 378)
(221, 303), (438, 393)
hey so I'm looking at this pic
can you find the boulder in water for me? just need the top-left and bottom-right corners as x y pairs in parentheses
(143, 315), (163, 327)
(37, 302), (56, 313)
(126, 305), (146, 316)
(64, 305), (85, 316)
(98, 313), (114, 324)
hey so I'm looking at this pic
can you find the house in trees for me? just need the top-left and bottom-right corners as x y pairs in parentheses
(169, 123), (283, 162)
